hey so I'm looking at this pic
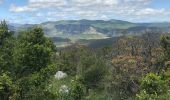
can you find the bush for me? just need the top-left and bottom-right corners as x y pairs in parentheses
(70, 79), (85, 100)
(140, 73), (167, 94)
(136, 73), (169, 100)
(136, 90), (170, 100)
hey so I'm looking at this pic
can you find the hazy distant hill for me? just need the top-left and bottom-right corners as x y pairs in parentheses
(9, 19), (170, 47)
(40, 19), (137, 37)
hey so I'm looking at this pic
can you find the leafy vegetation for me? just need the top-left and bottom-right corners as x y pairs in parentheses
(1, 20), (170, 100)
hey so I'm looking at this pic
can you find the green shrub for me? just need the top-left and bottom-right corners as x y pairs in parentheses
(141, 73), (167, 94)
(70, 80), (85, 100)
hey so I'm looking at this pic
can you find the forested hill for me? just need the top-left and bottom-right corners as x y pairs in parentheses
(10, 19), (170, 38)
(2, 20), (170, 99)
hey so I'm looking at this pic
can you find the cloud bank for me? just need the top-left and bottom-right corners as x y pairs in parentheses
(8, 0), (170, 23)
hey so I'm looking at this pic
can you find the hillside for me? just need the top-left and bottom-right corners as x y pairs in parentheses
(9, 19), (170, 47)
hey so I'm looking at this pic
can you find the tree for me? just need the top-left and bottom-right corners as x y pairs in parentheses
(157, 35), (170, 86)
(0, 73), (14, 100)
(136, 73), (169, 100)
(0, 20), (15, 99)
(140, 73), (167, 94)
(160, 35), (170, 60)
(70, 79), (84, 100)
(0, 20), (14, 74)
(13, 27), (56, 99)
(82, 57), (107, 90)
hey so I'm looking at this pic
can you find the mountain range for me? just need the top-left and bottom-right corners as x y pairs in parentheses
(10, 19), (170, 47)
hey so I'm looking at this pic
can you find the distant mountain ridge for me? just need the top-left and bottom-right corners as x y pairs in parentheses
(9, 19), (170, 41)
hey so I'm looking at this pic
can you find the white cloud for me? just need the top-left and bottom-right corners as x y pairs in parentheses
(9, 0), (121, 13)
(10, 4), (37, 12)
(136, 8), (166, 16)
(100, 15), (109, 20)
(9, 0), (170, 22)
(10, 0), (67, 12)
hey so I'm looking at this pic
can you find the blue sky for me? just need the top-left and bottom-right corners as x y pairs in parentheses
(0, 0), (170, 24)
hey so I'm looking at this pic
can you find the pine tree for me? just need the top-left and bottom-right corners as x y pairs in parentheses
(0, 20), (14, 73)
(0, 20), (15, 100)
(13, 27), (56, 99)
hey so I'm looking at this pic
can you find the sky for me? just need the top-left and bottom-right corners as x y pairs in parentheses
(0, 0), (170, 24)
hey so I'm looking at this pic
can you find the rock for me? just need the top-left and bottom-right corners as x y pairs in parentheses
(54, 71), (67, 80)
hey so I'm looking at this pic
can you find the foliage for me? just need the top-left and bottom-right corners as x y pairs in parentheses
(0, 72), (20, 100)
(1, 20), (170, 100)
(0, 20), (14, 74)
(57, 45), (108, 90)
(141, 73), (167, 94)
(82, 59), (107, 89)
(136, 73), (169, 100)
(14, 27), (55, 77)
(70, 79), (85, 100)
(136, 90), (170, 100)
(11, 27), (56, 99)
(161, 35), (170, 59)
(0, 73), (13, 100)
(0, 20), (16, 99)
(136, 90), (158, 100)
